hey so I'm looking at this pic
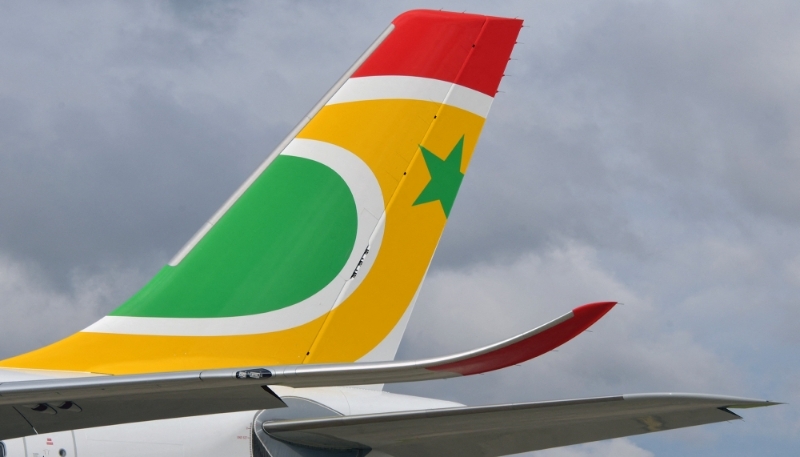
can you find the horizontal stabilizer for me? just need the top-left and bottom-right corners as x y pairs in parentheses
(262, 394), (778, 456)
(0, 303), (612, 439)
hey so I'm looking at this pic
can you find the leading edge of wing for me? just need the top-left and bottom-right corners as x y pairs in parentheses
(261, 393), (779, 456)
(0, 302), (615, 404)
(255, 300), (616, 386)
(0, 302), (612, 439)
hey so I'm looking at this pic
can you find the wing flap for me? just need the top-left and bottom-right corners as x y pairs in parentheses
(263, 394), (776, 457)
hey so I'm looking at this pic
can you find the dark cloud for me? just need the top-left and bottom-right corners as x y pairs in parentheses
(0, 1), (798, 455)
(434, 0), (800, 268)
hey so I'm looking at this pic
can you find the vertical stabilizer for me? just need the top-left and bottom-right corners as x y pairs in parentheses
(0, 10), (523, 375)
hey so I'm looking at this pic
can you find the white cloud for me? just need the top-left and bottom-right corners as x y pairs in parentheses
(531, 438), (654, 457)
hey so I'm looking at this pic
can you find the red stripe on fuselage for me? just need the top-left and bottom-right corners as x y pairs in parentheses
(353, 10), (522, 96)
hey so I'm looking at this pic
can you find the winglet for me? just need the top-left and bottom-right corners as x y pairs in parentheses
(262, 301), (617, 387)
(428, 301), (616, 375)
(0, 302), (618, 416)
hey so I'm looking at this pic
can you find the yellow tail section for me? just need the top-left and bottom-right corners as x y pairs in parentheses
(0, 10), (522, 374)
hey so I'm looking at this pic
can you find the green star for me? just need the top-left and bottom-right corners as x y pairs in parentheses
(413, 136), (465, 218)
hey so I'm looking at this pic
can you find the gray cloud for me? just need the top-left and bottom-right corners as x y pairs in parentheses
(0, 1), (798, 455)
(535, 438), (654, 457)
(435, 0), (800, 268)
(394, 244), (744, 402)
(0, 253), (147, 357)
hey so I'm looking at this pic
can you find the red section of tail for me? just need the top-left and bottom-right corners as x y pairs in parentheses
(353, 10), (523, 96)
(457, 17), (523, 96)
(429, 302), (617, 376)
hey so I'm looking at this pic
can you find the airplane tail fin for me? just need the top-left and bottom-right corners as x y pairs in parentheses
(0, 10), (523, 374)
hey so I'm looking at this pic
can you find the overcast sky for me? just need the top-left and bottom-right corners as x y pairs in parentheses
(0, 1), (798, 456)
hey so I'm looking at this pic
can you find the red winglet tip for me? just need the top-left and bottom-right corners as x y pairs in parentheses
(571, 301), (617, 327)
(573, 301), (617, 317)
(429, 301), (617, 376)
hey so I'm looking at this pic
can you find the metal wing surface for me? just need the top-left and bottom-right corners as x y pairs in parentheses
(261, 394), (776, 457)
(0, 302), (613, 440)
(0, 372), (286, 439)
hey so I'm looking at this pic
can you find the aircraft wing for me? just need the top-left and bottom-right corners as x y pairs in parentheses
(260, 394), (776, 457)
(0, 302), (613, 439)
(0, 374), (286, 441)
